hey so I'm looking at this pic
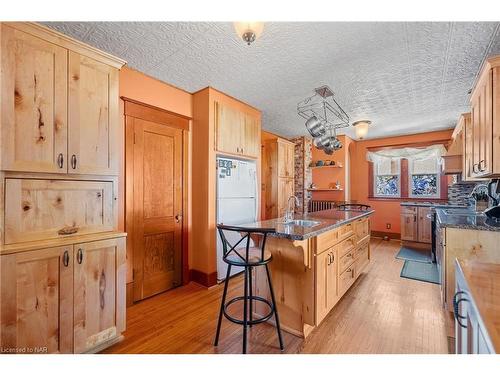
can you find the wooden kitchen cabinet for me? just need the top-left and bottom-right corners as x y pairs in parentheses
(68, 52), (120, 175)
(73, 237), (126, 353)
(264, 138), (295, 219)
(1, 24), (68, 174)
(1, 24), (122, 176)
(400, 212), (418, 241)
(417, 206), (432, 244)
(215, 101), (260, 158)
(315, 248), (338, 323)
(0, 246), (74, 353)
(468, 56), (500, 178)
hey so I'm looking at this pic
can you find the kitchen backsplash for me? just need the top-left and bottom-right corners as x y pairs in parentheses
(447, 182), (478, 206)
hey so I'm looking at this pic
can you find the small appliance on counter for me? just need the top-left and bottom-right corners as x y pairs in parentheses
(484, 179), (500, 220)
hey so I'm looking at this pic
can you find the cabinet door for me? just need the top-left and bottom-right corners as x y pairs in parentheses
(463, 114), (476, 181)
(417, 207), (432, 244)
(4, 178), (114, 244)
(241, 113), (260, 158)
(400, 213), (417, 241)
(73, 237), (126, 353)
(277, 178), (293, 218)
(1, 25), (68, 173)
(215, 102), (243, 155)
(68, 51), (119, 175)
(471, 95), (481, 178)
(315, 250), (338, 324)
(0, 246), (73, 353)
(478, 70), (493, 176)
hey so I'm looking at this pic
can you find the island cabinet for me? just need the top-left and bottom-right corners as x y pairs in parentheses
(254, 215), (372, 338)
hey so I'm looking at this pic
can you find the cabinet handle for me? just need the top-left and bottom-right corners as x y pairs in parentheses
(57, 153), (64, 169)
(241, 148), (244, 154)
(473, 163), (479, 173)
(453, 291), (468, 328)
(77, 248), (83, 264)
(327, 253), (331, 265)
(63, 250), (70, 267)
(479, 160), (486, 172)
(58, 226), (79, 235)
(330, 252), (334, 263)
(71, 154), (77, 169)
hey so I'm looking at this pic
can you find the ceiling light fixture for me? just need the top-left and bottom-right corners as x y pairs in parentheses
(352, 120), (372, 139)
(234, 22), (264, 45)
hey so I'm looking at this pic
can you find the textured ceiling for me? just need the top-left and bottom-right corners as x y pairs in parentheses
(44, 22), (500, 139)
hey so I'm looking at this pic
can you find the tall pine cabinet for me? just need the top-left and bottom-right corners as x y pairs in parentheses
(0, 22), (126, 354)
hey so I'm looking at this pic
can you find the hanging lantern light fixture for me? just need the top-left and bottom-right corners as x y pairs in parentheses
(234, 22), (264, 45)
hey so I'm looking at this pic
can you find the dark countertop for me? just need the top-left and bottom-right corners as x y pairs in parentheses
(401, 201), (467, 209)
(436, 207), (500, 232)
(456, 259), (500, 353)
(239, 209), (374, 240)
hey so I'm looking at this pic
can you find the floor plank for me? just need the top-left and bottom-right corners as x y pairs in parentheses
(104, 238), (452, 354)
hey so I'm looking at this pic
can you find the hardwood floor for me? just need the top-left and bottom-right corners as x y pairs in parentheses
(104, 238), (453, 354)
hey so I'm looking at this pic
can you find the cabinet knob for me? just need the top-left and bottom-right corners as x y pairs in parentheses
(77, 248), (84, 264)
(63, 250), (70, 267)
(57, 153), (64, 169)
(71, 154), (77, 169)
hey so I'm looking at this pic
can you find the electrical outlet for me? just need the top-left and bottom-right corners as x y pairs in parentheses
(386, 223), (391, 229)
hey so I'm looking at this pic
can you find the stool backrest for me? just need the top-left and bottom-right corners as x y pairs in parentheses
(217, 224), (275, 264)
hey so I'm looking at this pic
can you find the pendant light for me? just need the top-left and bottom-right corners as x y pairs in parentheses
(234, 22), (264, 45)
(352, 120), (372, 139)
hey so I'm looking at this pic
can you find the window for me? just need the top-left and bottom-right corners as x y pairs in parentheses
(374, 158), (400, 197)
(409, 157), (440, 198)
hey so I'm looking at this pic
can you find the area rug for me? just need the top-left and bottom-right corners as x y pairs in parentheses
(400, 260), (440, 285)
(396, 246), (432, 264)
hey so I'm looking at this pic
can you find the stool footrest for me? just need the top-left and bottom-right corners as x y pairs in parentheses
(223, 295), (274, 326)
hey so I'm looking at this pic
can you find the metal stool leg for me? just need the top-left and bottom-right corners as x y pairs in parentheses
(265, 264), (284, 351)
(214, 264), (232, 346)
(248, 266), (253, 327)
(242, 266), (249, 354)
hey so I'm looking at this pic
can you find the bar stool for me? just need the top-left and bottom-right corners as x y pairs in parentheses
(214, 224), (284, 354)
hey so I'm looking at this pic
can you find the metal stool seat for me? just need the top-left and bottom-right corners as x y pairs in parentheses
(214, 224), (284, 354)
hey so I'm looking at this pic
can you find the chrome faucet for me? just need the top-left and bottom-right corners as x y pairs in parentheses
(284, 195), (300, 223)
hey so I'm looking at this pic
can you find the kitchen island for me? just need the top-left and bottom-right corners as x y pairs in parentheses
(242, 209), (373, 338)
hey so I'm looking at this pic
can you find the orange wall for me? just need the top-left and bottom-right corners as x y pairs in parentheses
(118, 66), (193, 283)
(349, 129), (453, 235)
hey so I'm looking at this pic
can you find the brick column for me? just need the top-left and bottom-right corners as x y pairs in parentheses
(291, 136), (313, 214)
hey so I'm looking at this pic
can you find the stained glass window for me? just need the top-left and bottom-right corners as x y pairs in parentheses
(409, 157), (439, 197)
(374, 159), (400, 197)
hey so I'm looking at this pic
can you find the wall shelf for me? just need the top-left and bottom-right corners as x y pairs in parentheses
(309, 165), (343, 169)
(307, 188), (344, 191)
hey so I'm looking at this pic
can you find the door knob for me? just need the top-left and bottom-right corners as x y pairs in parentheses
(175, 214), (182, 223)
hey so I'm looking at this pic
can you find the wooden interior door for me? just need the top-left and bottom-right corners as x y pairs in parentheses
(73, 237), (125, 353)
(0, 246), (73, 353)
(132, 118), (183, 301)
(1, 25), (68, 173)
(68, 51), (119, 175)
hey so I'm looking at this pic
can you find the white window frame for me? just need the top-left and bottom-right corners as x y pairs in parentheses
(408, 158), (440, 198)
(373, 159), (401, 198)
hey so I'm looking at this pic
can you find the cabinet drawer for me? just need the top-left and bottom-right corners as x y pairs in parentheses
(339, 264), (356, 296)
(5, 178), (114, 244)
(336, 235), (356, 259)
(339, 250), (355, 274)
(354, 218), (370, 244)
(338, 223), (354, 241)
(315, 229), (339, 254)
(355, 242), (370, 274)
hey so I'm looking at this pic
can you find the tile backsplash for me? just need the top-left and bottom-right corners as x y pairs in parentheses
(447, 182), (477, 206)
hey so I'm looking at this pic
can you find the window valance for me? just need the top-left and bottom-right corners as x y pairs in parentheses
(366, 144), (447, 164)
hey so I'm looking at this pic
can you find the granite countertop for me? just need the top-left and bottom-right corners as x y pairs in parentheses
(456, 259), (500, 353)
(239, 209), (374, 240)
(436, 207), (500, 232)
(401, 201), (467, 209)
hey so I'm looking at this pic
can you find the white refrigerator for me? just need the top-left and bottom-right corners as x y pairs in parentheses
(216, 157), (258, 281)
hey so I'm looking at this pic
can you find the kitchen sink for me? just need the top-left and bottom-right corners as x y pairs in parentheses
(283, 219), (321, 227)
(442, 209), (485, 216)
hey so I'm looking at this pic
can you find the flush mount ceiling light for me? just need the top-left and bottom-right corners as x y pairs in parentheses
(352, 120), (372, 139)
(234, 22), (264, 45)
